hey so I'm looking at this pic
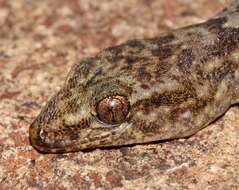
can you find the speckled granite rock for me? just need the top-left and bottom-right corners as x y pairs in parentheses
(0, 0), (238, 189)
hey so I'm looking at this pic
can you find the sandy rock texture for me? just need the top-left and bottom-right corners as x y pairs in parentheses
(0, 0), (238, 189)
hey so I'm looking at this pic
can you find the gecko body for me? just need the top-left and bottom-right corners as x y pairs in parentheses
(30, 1), (239, 153)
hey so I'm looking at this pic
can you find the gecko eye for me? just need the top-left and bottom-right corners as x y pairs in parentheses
(96, 95), (130, 125)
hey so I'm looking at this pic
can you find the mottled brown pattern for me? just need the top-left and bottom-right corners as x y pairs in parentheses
(29, 0), (239, 153)
(132, 89), (196, 115)
(177, 48), (195, 72)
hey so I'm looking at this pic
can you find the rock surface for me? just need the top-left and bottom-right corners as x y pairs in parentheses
(0, 0), (238, 189)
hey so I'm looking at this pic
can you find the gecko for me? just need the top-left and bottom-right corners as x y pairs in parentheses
(29, 0), (239, 153)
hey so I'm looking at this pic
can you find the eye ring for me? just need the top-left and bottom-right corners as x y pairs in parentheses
(96, 95), (130, 125)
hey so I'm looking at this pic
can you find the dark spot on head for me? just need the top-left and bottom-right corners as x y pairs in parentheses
(137, 66), (152, 82)
(177, 48), (195, 73)
(150, 91), (195, 106)
(151, 45), (173, 59)
(133, 120), (161, 133)
(69, 132), (79, 141)
(103, 44), (125, 63)
(104, 39), (148, 65)
(125, 56), (150, 66)
(148, 33), (176, 45)
(125, 56), (137, 65)
(140, 84), (150, 89)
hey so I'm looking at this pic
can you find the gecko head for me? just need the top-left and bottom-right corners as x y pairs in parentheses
(29, 55), (144, 153)
(29, 38), (195, 153)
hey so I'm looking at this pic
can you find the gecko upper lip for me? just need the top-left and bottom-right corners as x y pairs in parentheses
(29, 127), (76, 153)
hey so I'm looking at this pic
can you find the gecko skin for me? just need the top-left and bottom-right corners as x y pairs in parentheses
(29, 1), (239, 153)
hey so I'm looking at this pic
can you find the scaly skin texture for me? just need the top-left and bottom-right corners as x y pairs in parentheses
(29, 1), (239, 153)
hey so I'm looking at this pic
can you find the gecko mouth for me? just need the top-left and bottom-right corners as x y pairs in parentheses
(29, 115), (133, 153)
